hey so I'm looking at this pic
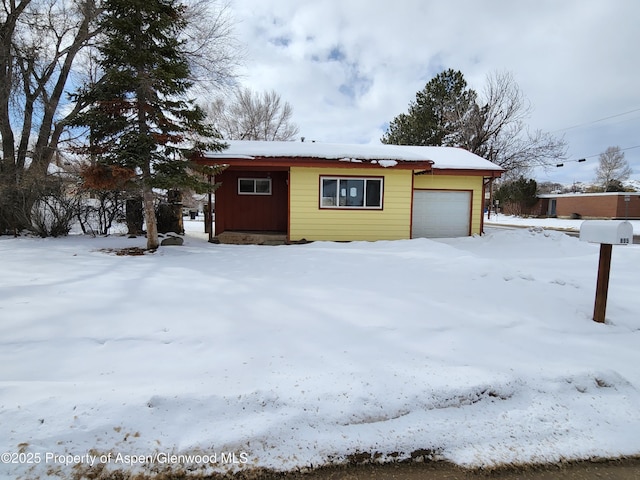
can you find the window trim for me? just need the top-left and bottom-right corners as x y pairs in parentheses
(319, 175), (384, 210)
(238, 177), (272, 196)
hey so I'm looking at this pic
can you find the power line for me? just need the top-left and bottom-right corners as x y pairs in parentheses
(554, 145), (640, 168)
(580, 144), (640, 160)
(552, 107), (640, 133)
(555, 158), (586, 167)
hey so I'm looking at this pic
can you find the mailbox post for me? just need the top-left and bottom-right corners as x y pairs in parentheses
(579, 220), (633, 323)
(593, 243), (612, 324)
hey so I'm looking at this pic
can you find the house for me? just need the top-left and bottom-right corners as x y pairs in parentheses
(536, 192), (640, 219)
(193, 141), (503, 243)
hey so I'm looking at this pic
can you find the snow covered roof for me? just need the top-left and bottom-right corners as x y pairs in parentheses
(202, 140), (503, 172)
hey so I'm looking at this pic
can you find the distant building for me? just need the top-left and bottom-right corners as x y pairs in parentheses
(533, 192), (640, 219)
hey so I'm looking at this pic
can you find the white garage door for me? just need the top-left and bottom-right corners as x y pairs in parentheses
(412, 190), (471, 238)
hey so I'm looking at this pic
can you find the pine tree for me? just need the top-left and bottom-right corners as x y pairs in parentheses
(382, 70), (566, 177)
(494, 177), (538, 215)
(70, 0), (226, 249)
(381, 69), (476, 146)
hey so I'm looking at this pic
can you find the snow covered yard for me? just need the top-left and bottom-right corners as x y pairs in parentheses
(1, 226), (640, 479)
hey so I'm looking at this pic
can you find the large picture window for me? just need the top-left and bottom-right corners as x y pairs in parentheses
(320, 177), (383, 209)
(238, 178), (272, 195)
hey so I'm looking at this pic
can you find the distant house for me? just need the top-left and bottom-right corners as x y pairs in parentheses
(193, 141), (503, 243)
(535, 192), (640, 219)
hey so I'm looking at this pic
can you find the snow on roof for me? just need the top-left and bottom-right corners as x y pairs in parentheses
(204, 140), (503, 171)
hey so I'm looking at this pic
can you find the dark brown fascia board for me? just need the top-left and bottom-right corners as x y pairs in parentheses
(430, 168), (503, 178)
(193, 155), (502, 177)
(193, 155), (435, 170)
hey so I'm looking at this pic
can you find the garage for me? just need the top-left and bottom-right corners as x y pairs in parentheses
(412, 190), (472, 238)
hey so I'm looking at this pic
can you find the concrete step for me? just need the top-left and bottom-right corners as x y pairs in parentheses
(216, 231), (287, 245)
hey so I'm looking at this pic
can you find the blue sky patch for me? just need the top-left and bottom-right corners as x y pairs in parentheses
(328, 46), (346, 62)
(270, 36), (291, 47)
(338, 63), (373, 102)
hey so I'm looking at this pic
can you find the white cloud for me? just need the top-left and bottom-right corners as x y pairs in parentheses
(225, 0), (640, 182)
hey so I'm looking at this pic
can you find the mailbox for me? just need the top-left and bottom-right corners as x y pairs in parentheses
(579, 220), (633, 245)
(579, 220), (633, 323)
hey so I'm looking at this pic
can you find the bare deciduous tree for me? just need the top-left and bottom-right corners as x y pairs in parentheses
(595, 146), (632, 191)
(1, 0), (241, 235)
(459, 71), (567, 179)
(0, 0), (101, 233)
(180, 0), (242, 92)
(383, 70), (566, 180)
(206, 88), (300, 141)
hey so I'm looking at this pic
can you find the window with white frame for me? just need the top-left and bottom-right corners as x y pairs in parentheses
(320, 177), (383, 209)
(238, 178), (272, 195)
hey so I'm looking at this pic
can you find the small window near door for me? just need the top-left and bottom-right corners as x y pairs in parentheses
(238, 178), (272, 195)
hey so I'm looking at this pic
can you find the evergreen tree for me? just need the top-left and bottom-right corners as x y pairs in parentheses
(494, 177), (538, 215)
(381, 69), (476, 146)
(382, 70), (566, 177)
(605, 179), (625, 192)
(70, 0), (225, 249)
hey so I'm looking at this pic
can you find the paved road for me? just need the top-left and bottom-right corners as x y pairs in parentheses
(486, 224), (640, 244)
(257, 458), (640, 480)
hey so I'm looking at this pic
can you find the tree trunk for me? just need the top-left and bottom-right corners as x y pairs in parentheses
(143, 184), (159, 250)
(0, 175), (50, 235)
(125, 196), (144, 235)
(157, 189), (184, 234)
(1, 1), (99, 233)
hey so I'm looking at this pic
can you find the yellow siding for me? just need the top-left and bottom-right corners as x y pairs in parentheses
(412, 175), (484, 235)
(289, 167), (412, 241)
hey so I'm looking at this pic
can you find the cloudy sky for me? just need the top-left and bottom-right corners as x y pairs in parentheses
(224, 0), (640, 184)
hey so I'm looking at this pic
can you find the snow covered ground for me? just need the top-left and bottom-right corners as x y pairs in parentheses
(1, 220), (640, 479)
